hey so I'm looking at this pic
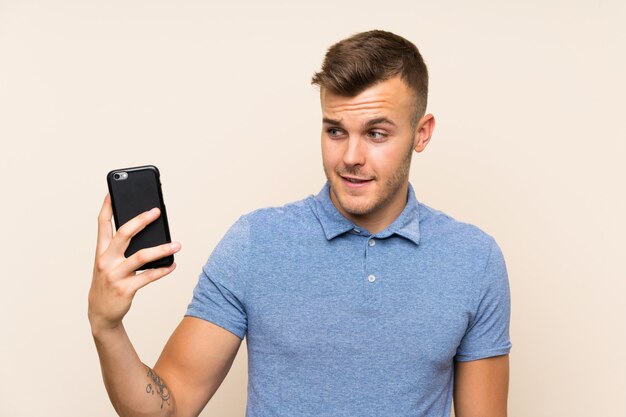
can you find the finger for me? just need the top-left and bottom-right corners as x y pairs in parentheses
(131, 262), (177, 292)
(108, 207), (161, 256)
(113, 242), (181, 277)
(96, 194), (113, 257)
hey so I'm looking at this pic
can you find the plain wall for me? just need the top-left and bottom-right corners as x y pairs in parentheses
(1, 1), (624, 416)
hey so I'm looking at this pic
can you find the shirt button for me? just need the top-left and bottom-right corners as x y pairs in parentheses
(353, 228), (361, 234)
(368, 239), (376, 247)
(367, 274), (376, 282)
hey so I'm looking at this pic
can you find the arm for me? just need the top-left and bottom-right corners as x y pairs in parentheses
(453, 354), (509, 417)
(92, 318), (241, 417)
(89, 195), (241, 417)
(153, 317), (242, 417)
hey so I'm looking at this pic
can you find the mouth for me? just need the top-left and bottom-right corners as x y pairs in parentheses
(340, 175), (373, 188)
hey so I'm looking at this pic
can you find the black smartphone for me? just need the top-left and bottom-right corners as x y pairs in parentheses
(107, 165), (173, 270)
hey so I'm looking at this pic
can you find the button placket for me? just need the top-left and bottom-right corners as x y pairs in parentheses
(365, 237), (378, 284)
(366, 238), (376, 283)
(362, 234), (381, 307)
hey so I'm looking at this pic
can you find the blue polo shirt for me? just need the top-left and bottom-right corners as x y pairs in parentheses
(186, 182), (512, 417)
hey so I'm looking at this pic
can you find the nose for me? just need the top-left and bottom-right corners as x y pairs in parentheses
(342, 136), (366, 167)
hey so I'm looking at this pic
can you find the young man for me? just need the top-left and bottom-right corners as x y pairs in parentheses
(89, 30), (511, 417)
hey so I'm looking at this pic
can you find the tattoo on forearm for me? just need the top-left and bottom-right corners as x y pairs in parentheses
(146, 366), (171, 409)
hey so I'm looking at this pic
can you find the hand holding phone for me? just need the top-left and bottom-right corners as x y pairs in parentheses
(88, 166), (181, 335)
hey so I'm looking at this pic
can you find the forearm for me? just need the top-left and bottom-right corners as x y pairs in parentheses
(92, 323), (176, 417)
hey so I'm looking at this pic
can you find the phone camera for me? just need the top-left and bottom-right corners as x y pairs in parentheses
(113, 172), (128, 181)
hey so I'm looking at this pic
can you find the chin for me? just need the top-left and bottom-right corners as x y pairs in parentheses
(334, 190), (377, 216)
(326, 172), (381, 216)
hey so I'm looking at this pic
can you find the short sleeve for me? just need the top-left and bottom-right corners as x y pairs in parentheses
(185, 216), (250, 339)
(455, 239), (512, 361)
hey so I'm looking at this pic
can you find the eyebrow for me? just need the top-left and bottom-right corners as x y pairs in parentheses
(322, 117), (397, 128)
(364, 117), (397, 128)
(322, 117), (343, 126)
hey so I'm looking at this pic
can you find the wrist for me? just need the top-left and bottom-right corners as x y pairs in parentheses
(90, 317), (124, 340)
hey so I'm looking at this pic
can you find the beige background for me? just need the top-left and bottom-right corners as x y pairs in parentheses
(1, 1), (624, 416)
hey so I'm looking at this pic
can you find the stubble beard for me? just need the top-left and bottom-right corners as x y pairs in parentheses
(325, 145), (414, 217)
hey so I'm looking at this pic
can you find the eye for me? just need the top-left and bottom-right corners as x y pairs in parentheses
(367, 131), (388, 142)
(326, 127), (346, 139)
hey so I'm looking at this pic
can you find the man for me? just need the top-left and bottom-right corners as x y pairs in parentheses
(89, 30), (511, 417)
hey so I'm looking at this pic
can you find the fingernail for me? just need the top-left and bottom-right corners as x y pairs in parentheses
(149, 207), (159, 215)
(170, 242), (180, 250)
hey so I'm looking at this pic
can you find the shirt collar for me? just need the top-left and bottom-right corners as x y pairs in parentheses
(310, 182), (421, 245)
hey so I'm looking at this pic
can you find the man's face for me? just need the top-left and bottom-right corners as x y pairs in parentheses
(320, 76), (433, 227)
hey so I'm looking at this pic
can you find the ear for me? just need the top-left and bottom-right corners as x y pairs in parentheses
(413, 113), (435, 153)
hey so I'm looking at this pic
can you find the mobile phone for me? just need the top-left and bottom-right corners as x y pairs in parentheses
(106, 165), (173, 270)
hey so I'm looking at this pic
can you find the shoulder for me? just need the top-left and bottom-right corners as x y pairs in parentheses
(236, 194), (316, 235)
(416, 202), (508, 300)
(206, 195), (315, 269)
(417, 202), (498, 259)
